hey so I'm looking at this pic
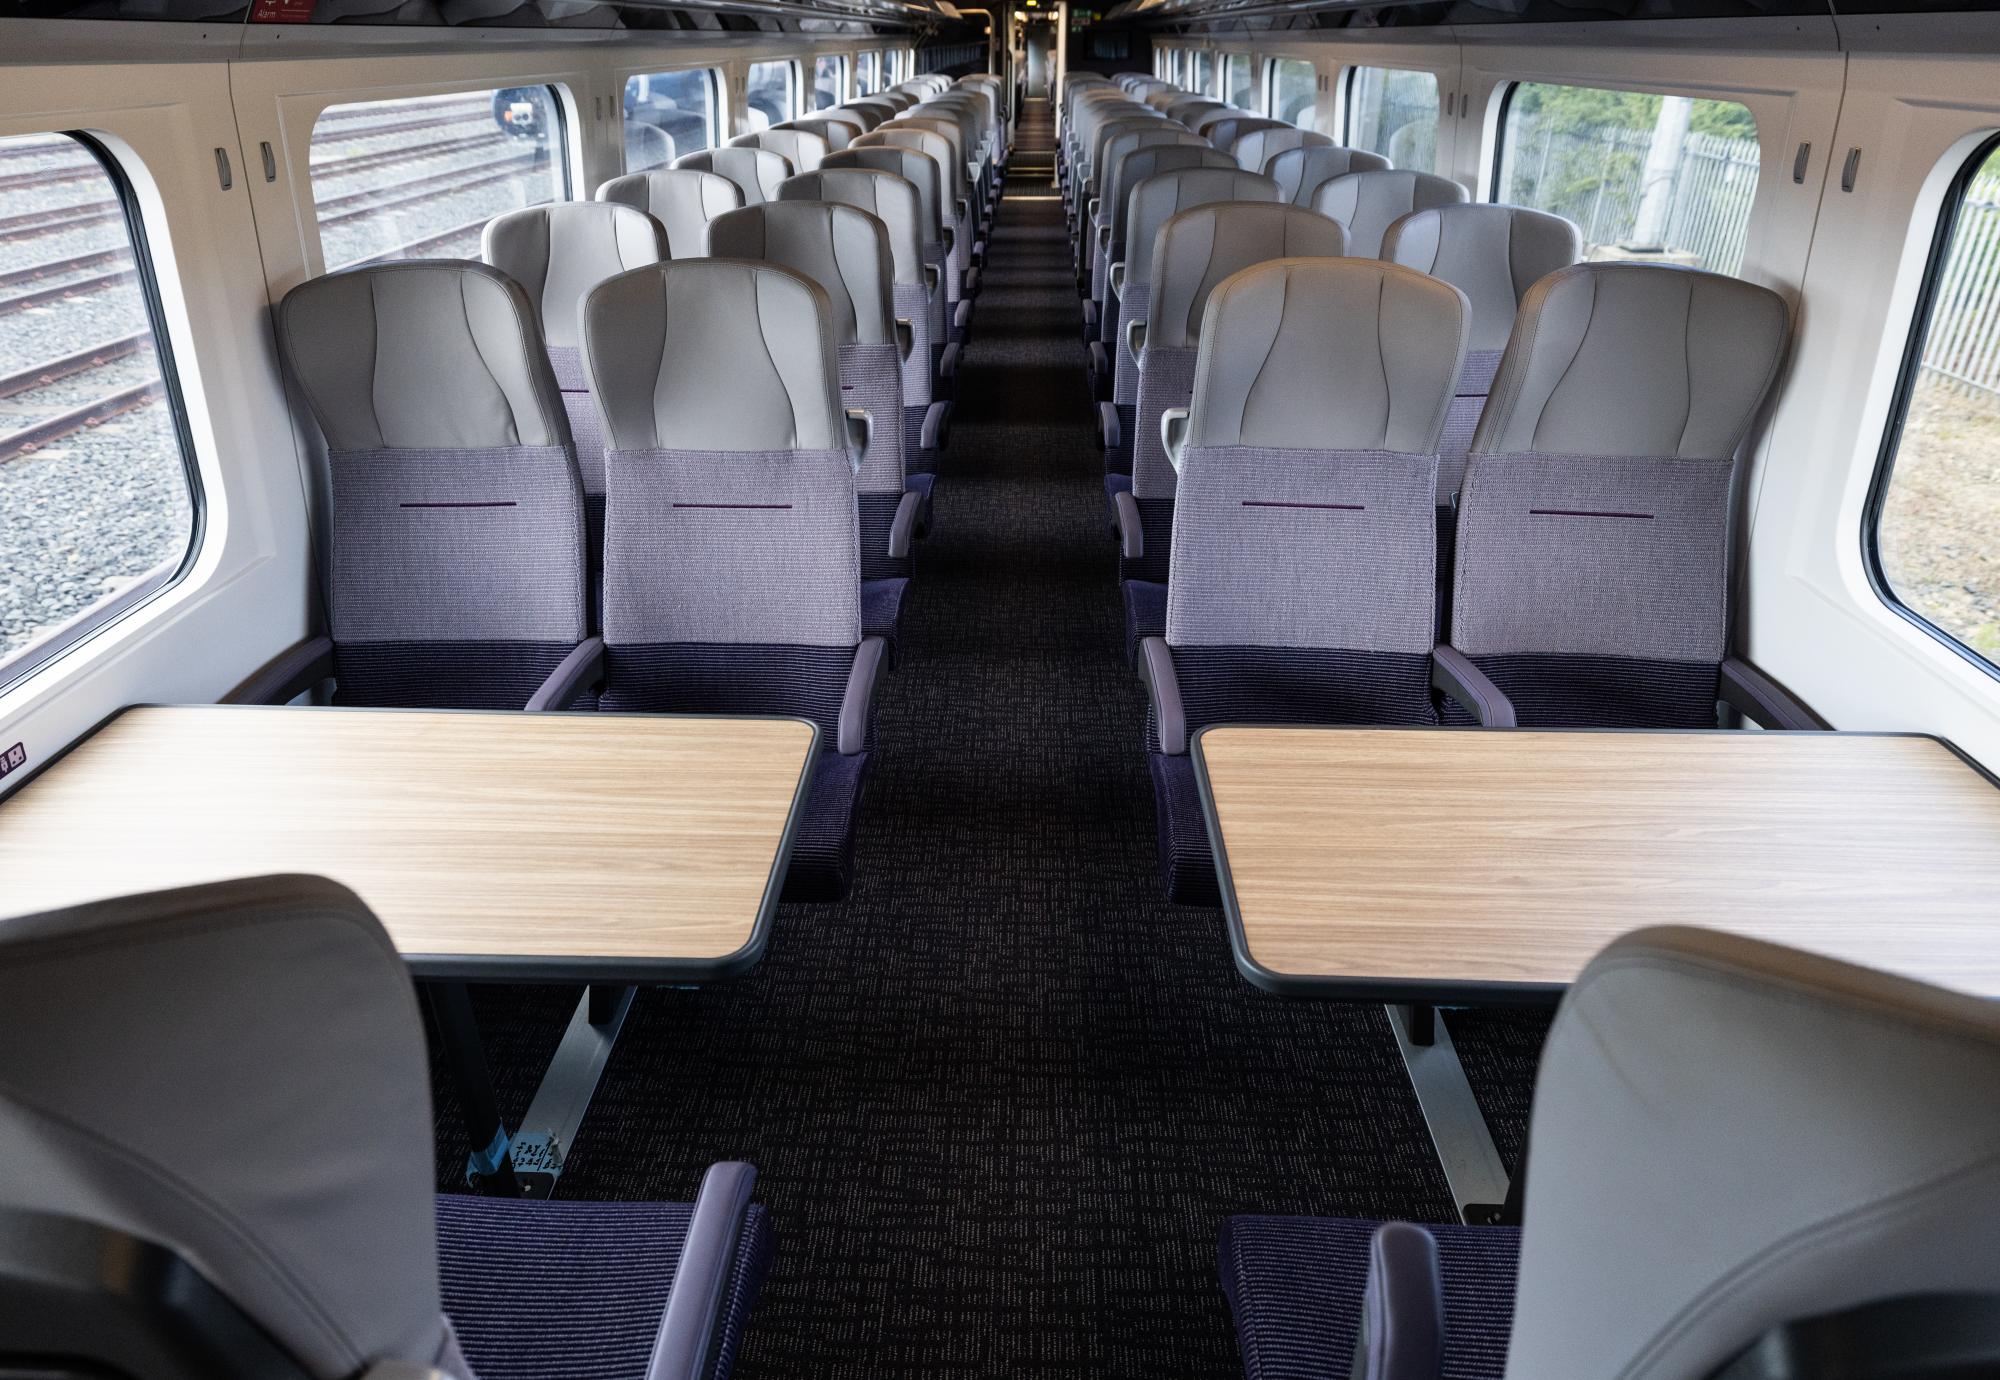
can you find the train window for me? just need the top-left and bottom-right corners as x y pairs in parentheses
(813, 55), (845, 111)
(621, 69), (718, 173)
(746, 61), (797, 131)
(1345, 65), (1438, 173)
(1191, 51), (1215, 96)
(0, 133), (197, 689)
(856, 51), (883, 96)
(1268, 58), (1314, 126)
(1224, 53), (1255, 109)
(1869, 136), (2000, 677)
(310, 88), (567, 269)
(1495, 82), (1760, 276)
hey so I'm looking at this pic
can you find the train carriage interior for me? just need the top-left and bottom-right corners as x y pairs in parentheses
(4, 0), (2000, 1375)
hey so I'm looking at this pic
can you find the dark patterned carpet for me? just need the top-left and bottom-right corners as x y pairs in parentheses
(429, 100), (1551, 1380)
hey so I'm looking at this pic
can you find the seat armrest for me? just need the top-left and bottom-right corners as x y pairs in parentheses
(1097, 223), (1113, 249)
(646, 1162), (760, 1380)
(924, 265), (941, 295)
(894, 318), (914, 363)
(1097, 400), (1121, 452)
(1161, 408), (1190, 473)
(1718, 656), (1826, 731)
(1125, 317), (1146, 367)
(839, 636), (889, 755)
(1112, 489), (1144, 561)
(1109, 262), (1126, 298)
(844, 408), (872, 474)
(1430, 646), (1516, 728)
(224, 635), (334, 705)
(1353, 1222), (1445, 1380)
(1087, 195), (1100, 221)
(889, 488), (922, 560)
(1137, 636), (1187, 756)
(525, 637), (604, 712)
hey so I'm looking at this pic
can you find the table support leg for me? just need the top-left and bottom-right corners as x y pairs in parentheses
(426, 983), (522, 1197)
(1386, 1004), (1512, 1227)
(507, 984), (637, 1199)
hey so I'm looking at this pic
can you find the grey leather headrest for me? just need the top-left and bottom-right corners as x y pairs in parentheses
(673, 146), (791, 205)
(596, 167), (744, 260)
(730, 127), (828, 175)
(1167, 97), (1225, 126)
(1186, 257), (1469, 453)
(1235, 125), (1332, 175)
(1091, 116), (1171, 182)
(481, 201), (666, 350)
(824, 145), (943, 242)
(1472, 261), (1790, 459)
(778, 168), (923, 286)
(582, 258), (842, 452)
(1266, 144), (1393, 206)
(781, 116), (857, 152)
(1111, 145), (1240, 244)
(705, 201), (895, 346)
(1382, 203), (1581, 353)
(1126, 168), (1282, 283)
(0, 875), (456, 1379)
(859, 126), (965, 204)
(830, 102), (887, 131)
(279, 260), (567, 453)
(1151, 202), (1349, 350)
(1507, 926), (2000, 1380)
(1310, 169), (1468, 258)
(1207, 115), (1286, 154)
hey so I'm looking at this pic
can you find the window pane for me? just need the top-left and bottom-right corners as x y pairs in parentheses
(1876, 143), (2000, 669)
(856, 51), (882, 96)
(1224, 53), (1254, 110)
(747, 61), (796, 131)
(1192, 51), (1215, 96)
(1497, 82), (1761, 276)
(813, 55), (844, 111)
(310, 89), (565, 269)
(1269, 58), (1314, 126)
(622, 69), (717, 173)
(1346, 66), (1438, 173)
(0, 134), (194, 675)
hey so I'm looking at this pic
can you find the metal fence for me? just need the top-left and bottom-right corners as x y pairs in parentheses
(1500, 114), (1760, 277)
(1920, 173), (2000, 406)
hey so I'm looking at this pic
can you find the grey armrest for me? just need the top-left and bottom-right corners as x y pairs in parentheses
(844, 408), (872, 475)
(1087, 195), (1100, 221)
(1097, 401), (1121, 451)
(224, 635), (334, 705)
(1430, 646), (1516, 728)
(839, 636), (889, 755)
(1719, 656), (1827, 731)
(1161, 408), (1190, 473)
(1112, 489), (1144, 561)
(894, 318), (914, 363)
(1125, 316), (1145, 367)
(1137, 636), (1187, 756)
(924, 265), (941, 295)
(1353, 1222), (1445, 1380)
(525, 637), (604, 712)
(646, 1162), (760, 1380)
(1097, 223), (1113, 249)
(1109, 262), (1126, 298)
(888, 488), (922, 560)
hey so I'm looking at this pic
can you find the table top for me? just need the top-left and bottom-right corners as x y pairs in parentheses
(1194, 726), (2000, 1004)
(0, 705), (819, 982)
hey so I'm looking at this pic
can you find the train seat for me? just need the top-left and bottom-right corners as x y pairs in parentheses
(707, 200), (922, 648)
(267, 261), (594, 712)
(1115, 204), (1349, 660)
(0, 874), (773, 1380)
(1220, 926), (2000, 1380)
(780, 166), (951, 485)
(783, 114), (861, 152)
(580, 258), (885, 901)
(1263, 144), (1392, 207)
(1081, 121), (1196, 322)
(1138, 258), (1467, 902)
(1231, 125), (1332, 175)
(482, 200), (668, 618)
(1438, 262), (1808, 731)
(1204, 115), (1286, 158)
(860, 123), (977, 337)
(672, 145), (791, 205)
(597, 166), (744, 259)
(1310, 168), (1468, 258)
(729, 127), (828, 176)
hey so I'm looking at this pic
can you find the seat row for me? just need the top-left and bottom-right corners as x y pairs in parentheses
(10, 879), (1996, 1380)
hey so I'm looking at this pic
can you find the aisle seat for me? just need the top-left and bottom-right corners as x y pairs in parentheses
(1222, 926), (2000, 1380)
(580, 258), (886, 900)
(597, 166), (744, 259)
(823, 143), (957, 411)
(1137, 258), (1467, 903)
(864, 123), (978, 332)
(1082, 121), (1198, 318)
(266, 261), (594, 712)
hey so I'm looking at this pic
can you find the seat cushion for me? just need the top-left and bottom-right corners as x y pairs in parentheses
(1147, 751), (1219, 907)
(333, 641), (578, 712)
(437, 1193), (775, 1380)
(1219, 1216), (1521, 1380)
(783, 749), (872, 902)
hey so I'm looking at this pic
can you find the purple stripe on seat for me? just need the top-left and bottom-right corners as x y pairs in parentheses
(1528, 509), (1654, 520)
(399, 501), (519, 509)
(1240, 501), (1364, 511)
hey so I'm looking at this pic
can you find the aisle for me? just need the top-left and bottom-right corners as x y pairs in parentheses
(431, 97), (1544, 1380)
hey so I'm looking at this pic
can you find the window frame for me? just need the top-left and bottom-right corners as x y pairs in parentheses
(1862, 129), (2000, 684)
(812, 52), (847, 111)
(1340, 62), (1440, 165)
(1265, 56), (1315, 125)
(0, 131), (205, 697)
(618, 67), (720, 173)
(856, 49), (883, 96)
(745, 58), (798, 127)
(1223, 51), (1255, 110)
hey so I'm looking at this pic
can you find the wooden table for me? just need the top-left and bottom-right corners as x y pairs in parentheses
(0, 704), (820, 1195)
(1193, 725), (2000, 1221)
